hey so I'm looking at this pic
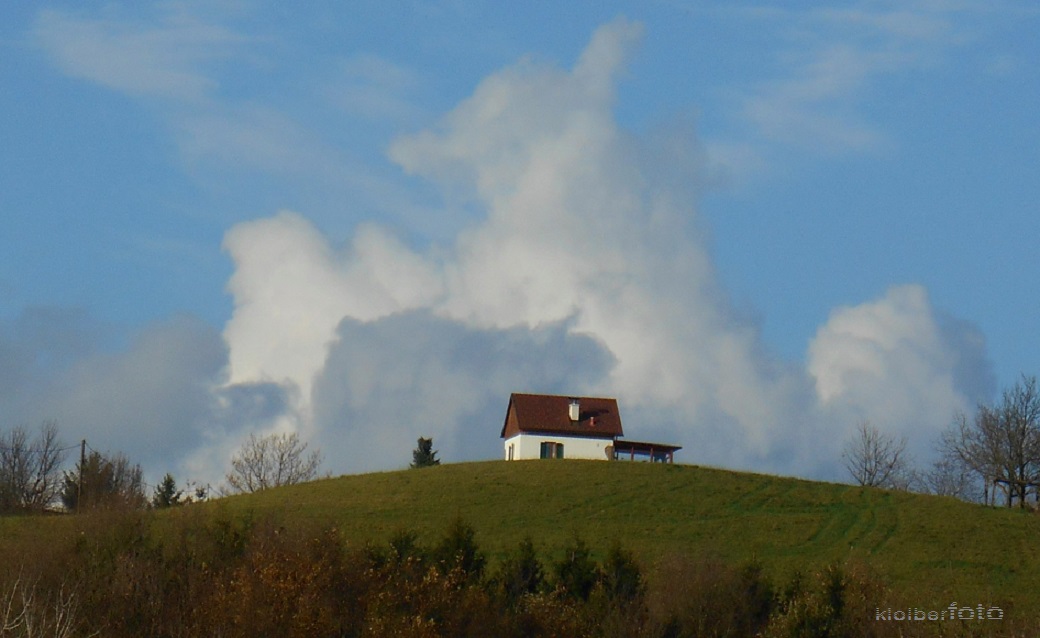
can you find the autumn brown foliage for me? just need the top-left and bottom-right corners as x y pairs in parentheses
(0, 508), (1034, 637)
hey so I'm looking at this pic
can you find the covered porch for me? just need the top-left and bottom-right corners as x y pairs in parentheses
(612, 440), (682, 463)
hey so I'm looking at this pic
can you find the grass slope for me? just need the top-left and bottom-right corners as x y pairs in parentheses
(208, 460), (1040, 608)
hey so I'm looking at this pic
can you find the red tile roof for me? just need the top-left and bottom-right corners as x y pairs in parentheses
(500, 393), (623, 439)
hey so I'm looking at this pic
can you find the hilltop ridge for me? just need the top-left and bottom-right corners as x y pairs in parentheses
(208, 459), (1040, 607)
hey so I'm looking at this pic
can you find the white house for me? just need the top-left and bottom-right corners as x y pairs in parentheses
(500, 393), (681, 463)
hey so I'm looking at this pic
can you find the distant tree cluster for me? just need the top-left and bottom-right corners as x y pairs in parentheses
(150, 473), (210, 508)
(940, 375), (1040, 507)
(0, 419), (327, 514)
(841, 374), (1040, 508)
(61, 450), (146, 511)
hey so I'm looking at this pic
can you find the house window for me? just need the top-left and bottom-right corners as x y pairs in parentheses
(540, 442), (564, 459)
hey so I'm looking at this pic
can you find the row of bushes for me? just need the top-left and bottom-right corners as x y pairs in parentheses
(0, 507), (1028, 637)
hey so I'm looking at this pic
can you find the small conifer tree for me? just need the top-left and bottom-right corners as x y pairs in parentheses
(410, 437), (440, 468)
(151, 473), (184, 508)
(499, 536), (543, 603)
(554, 536), (598, 601)
(434, 516), (485, 581)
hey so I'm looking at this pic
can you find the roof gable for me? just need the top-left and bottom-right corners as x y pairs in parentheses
(500, 393), (623, 439)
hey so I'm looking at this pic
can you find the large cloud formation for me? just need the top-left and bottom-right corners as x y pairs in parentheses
(216, 20), (992, 480)
(808, 285), (992, 464)
(0, 309), (289, 487)
(311, 312), (614, 474)
(1, 19), (993, 487)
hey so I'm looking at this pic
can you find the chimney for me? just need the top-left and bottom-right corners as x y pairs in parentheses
(568, 399), (580, 422)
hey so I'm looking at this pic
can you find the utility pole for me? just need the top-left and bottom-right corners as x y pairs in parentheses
(77, 439), (85, 513)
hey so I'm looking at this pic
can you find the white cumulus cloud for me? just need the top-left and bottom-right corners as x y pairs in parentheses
(8, 19), (993, 485)
(808, 284), (993, 462)
(216, 19), (995, 479)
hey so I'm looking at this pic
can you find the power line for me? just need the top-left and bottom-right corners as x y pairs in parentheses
(0, 441), (82, 453)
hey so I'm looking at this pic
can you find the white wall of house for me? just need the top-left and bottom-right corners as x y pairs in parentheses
(503, 432), (614, 461)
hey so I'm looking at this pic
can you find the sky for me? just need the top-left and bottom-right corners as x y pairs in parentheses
(1, 1), (1037, 490)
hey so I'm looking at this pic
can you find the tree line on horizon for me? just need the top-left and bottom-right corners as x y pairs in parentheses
(842, 374), (1040, 508)
(0, 426), (324, 515)
(0, 425), (440, 516)
(3, 373), (1039, 515)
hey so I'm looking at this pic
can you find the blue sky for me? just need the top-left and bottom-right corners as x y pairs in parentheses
(1, 2), (1037, 487)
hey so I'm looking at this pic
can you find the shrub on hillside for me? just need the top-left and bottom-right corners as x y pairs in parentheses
(645, 553), (775, 637)
(600, 541), (643, 604)
(433, 516), (486, 584)
(496, 536), (544, 604)
(553, 535), (599, 602)
(2, 508), (1029, 638)
(510, 592), (599, 638)
(763, 561), (898, 638)
(209, 522), (363, 637)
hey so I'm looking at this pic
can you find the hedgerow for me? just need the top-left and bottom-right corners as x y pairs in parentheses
(0, 506), (1032, 637)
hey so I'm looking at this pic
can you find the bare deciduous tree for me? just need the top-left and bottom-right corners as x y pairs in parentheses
(0, 421), (67, 514)
(941, 375), (1040, 507)
(925, 451), (982, 502)
(842, 421), (909, 488)
(225, 432), (322, 494)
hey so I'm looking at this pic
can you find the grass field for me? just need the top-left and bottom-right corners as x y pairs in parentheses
(1, 458), (1037, 616)
(192, 459), (1040, 610)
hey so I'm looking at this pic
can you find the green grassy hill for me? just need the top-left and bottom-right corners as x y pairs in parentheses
(204, 460), (1040, 608)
